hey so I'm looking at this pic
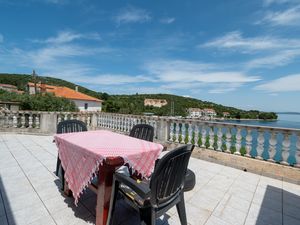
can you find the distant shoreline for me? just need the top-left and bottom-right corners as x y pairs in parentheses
(276, 112), (300, 115)
(215, 118), (277, 122)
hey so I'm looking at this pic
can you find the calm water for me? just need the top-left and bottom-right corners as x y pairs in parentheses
(223, 113), (300, 129)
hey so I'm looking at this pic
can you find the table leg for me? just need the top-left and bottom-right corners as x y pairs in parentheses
(95, 163), (116, 225)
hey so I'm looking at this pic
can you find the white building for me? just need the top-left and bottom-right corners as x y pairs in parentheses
(187, 108), (203, 118)
(203, 108), (217, 118)
(28, 82), (102, 112)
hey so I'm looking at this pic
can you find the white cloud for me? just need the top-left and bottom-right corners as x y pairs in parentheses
(114, 6), (151, 25)
(263, 0), (300, 6)
(246, 49), (300, 69)
(261, 5), (300, 26)
(255, 74), (300, 92)
(201, 31), (300, 52)
(145, 60), (260, 93)
(201, 31), (300, 69)
(160, 17), (175, 24)
(0, 34), (3, 43)
(33, 31), (101, 44)
(73, 74), (154, 85)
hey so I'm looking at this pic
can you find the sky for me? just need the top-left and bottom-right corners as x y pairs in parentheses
(0, 0), (300, 112)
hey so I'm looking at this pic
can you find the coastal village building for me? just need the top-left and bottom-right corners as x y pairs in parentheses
(187, 108), (203, 118)
(203, 108), (217, 118)
(27, 82), (102, 112)
(223, 112), (230, 117)
(144, 98), (168, 108)
(0, 100), (20, 111)
(187, 108), (217, 119)
(0, 84), (23, 94)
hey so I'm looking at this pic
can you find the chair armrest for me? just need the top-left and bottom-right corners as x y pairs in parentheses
(115, 173), (151, 199)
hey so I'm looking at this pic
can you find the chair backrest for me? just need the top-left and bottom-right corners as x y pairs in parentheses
(129, 124), (154, 142)
(149, 144), (194, 207)
(57, 119), (87, 134)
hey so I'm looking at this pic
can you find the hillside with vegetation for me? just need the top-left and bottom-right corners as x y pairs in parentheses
(0, 73), (277, 119)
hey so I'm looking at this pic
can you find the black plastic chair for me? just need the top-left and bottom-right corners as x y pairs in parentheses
(129, 124), (154, 142)
(107, 144), (195, 225)
(55, 119), (87, 190)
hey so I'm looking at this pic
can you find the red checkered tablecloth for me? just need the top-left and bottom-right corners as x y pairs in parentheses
(54, 130), (163, 204)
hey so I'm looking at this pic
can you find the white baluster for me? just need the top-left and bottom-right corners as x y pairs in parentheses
(21, 113), (26, 128)
(268, 131), (277, 162)
(175, 122), (180, 143)
(194, 124), (199, 146)
(181, 123), (186, 144)
(13, 114), (18, 128)
(35, 114), (40, 129)
(201, 126), (207, 148)
(187, 123), (193, 144)
(245, 128), (252, 157)
(87, 115), (91, 127)
(216, 126), (223, 151)
(256, 129), (265, 159)
(234, 128), (242, 155)
(153, 120), (157, 138)
(296, 133), (300, 168)
(225, 127), (232, 153)
(208, 126), (214, 150)
(169, 122), (174, 142)
(28, 113), (33, 128)
(57, 114), (62, 123)
(281, 132), (291, 165)
(8, 113), (13, 127)
(64, 114), (68, 121)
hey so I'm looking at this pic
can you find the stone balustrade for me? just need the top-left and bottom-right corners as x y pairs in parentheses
(0, 110), (40, 130)
(1, 110), (300, 168)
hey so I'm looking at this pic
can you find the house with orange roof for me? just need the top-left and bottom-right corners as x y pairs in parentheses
(0, 83), (24, 94)
(27, 82), (103, 112)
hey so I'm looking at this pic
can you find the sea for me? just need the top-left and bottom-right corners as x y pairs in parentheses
(223, 113), (300, 129)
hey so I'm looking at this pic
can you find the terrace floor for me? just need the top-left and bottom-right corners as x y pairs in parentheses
(0, 133), (300, 225)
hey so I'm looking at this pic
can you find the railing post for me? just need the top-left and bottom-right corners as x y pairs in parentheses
(91, 113), (98, 129)
(40, 112), (57, 134)
(156, 118), (170, 142)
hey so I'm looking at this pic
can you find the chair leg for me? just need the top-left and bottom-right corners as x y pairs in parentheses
(139, 208), (155, 225)
(55, 155), (60, 176)
(107, 179), (120, 225)
(176, 194), (187, 225)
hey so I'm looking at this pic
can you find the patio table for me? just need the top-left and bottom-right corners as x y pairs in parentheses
(54, 130), (163, 225)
